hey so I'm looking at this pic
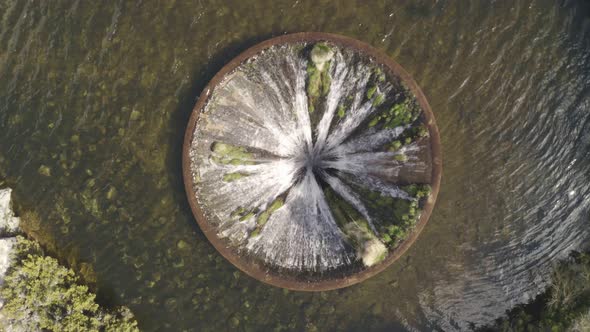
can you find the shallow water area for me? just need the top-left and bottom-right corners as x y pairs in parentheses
(1, 1), (590, 331)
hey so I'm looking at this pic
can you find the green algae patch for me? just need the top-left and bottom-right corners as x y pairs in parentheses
(373, 67), (386, 83)
(324, 188), (388, 267)
(393, 153), (408, 162)
(337, 105), (346, 118)
(38, 165), (51, 177)
(306, 63), (332, 112)
(223, 172), (248, 182)
(310, 43), (334, 71)
(364, 67), (388, 107)
(106, 186), (117, 200)
(211, 142), (254, 165)
(343, 182), (429, 249)
(249, 197), (285, 238)
(383, 123), (430, 152)
(388, 140), (402, 151)
(307, 64), (321, 102)
(307, 43), (334, 114)
(257, 197), (284, 226)
(239, 212), (256, 221)
(372, 93), (385, 107)
(324, 177), (431, 254)
(366, 86), (377, 99)
(402, 184), (431, 199)
(366, 99), (421, 131)
(380, 199), (420, 247)
(230, 207), (251, 220)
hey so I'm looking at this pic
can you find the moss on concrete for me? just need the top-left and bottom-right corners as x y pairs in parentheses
(222, 172), (248, 182)
(211, 142), (254, 165)
(306, 43), (334, 115)
(249, 197), (285, 238)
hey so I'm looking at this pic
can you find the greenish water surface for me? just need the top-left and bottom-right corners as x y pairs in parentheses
(1, 1), (590, 331)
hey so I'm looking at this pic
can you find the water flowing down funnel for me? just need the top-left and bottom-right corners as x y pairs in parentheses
(182, 33), (442, 290)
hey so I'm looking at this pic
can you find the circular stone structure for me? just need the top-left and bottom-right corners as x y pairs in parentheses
(183, 33), (441, 291)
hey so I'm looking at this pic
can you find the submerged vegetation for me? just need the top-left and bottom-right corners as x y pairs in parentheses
(0, 236), (139, 332)
(367, 99), (420, 129)
(324, 182), (431, 267)
(222, 172), (248, 182)
(252, 197), (284, 234)
(324, 187), (388, 267)
(350, 184), (431, 250)
(227, 196), (286, 239)
(306, 43), (334, 113)
(482, 252), (590, 332)
(365, 68), (386, 107)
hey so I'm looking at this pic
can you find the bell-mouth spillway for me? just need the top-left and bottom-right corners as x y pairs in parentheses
(182, 32), (442, 291)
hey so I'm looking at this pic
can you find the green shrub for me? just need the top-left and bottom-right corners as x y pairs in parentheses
(0, 237), (139, 332)
(482, 253), (590, 332)
(571, 310), (590, 332)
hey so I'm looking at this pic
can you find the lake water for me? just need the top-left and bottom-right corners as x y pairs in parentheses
(0, 0), (589, 331)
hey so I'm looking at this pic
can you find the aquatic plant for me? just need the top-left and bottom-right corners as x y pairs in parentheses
(306, 43), (334, 113)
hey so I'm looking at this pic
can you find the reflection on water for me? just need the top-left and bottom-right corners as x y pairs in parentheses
(0, 0), (589, 331)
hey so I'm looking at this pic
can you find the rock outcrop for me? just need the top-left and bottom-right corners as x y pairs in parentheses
(0, 188), (19, 310)
(0, 189), (19, 237)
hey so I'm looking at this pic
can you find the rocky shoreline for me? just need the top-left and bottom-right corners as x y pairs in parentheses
(0, 188), (20, 330)
(0, 189), (19, 300)
(0, 188), (139, 331)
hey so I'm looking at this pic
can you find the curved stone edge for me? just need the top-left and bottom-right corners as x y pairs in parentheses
(182, 32), (443, 291)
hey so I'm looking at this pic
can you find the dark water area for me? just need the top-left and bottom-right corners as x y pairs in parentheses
(1, 0), (589, 331)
